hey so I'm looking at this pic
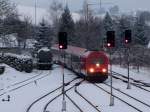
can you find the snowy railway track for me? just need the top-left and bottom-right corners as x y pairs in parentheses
(0, 71), (50, 96)
(94, 82), (150, 112)
(93, 84), (143, 112)
(104, 83), (150, 107)
(65, 94), (84, 112)
(112, 71), (150, 87)
(43, 80), (84, 112)
(74, 85), (102, 112)
(111, 71), (150, 93)
(26, 77), (82, 112)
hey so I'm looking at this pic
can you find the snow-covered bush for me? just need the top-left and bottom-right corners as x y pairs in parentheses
(2, 53), (33, 73)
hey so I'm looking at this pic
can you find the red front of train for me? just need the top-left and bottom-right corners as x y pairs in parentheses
(52, 44), (109, 82)
(80, 51), (109, 82)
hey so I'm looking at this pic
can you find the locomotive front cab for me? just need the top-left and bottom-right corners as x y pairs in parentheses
(37, 48), (52, 70)
(85, 51), (109, 82)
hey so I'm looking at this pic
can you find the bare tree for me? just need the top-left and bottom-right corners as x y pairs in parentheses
(48, 0), (63, 43)
(0, 0), (16, 18)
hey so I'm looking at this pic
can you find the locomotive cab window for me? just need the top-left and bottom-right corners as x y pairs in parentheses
(90, 57), (104, 64)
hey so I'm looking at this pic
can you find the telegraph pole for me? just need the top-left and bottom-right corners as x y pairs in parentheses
(99, 0), (102, 9)
(34, 0), (37, 26)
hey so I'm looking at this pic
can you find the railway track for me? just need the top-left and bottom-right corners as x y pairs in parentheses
(94, 84), (143, 112)
(112, 71), (150, 87)
(65, 94), (84, 112)
(104, 82), (150, 108)
(74, 84), (102, 112)
(0, 70), (51, 96)
(26, 77), (82, 112)
(111, 71), (150, 93)
(43, 80), (84, 112)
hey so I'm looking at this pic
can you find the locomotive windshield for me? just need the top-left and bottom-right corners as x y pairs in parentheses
(90, 57), (104, 64)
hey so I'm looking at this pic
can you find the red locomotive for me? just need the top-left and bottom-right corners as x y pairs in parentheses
(52, 44), (109, 82)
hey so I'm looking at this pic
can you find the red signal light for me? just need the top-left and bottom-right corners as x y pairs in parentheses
(124, 30), (132, 44)
(125, 39), (128, 43)
(106, 31), (115, 48)
(58, 32), (68, 49)
(59, 45), (63, 49)
(107, 43), (111, 47)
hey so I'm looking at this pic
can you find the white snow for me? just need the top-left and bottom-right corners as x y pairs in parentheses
(38, 47), (51, 53)
(4, 53), (32, 59)
(0, 34), (18, 48)
(0, 63), (150, 112)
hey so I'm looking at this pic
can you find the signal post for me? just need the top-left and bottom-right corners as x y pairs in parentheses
(58, 32), (68, 112)
(124, 30), (132, 89)
(106, 31), (115, 106)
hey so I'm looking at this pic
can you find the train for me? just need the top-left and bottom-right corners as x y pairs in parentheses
(51, 44), (109, 82)
(37, 47), (53, 70)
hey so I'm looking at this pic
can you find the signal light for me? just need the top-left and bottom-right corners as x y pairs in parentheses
(106, 31), (115, 48)
(125, 39), (128, 43)
(59, 45), (63, 49)
(124, 30), (132, 44)
(107, 43), (111, 47)
(58, 32), (68, 49)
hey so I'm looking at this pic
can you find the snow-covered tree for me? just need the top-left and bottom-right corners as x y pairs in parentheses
(0, 0), (16, 18)
(59, 5), (75, 45)
(116, 15), (132, 47)
(133, 15), (149, 46)
(48, 0), (63, 43)
(103, 12), (114, 33)
(34, 19), (52, 51)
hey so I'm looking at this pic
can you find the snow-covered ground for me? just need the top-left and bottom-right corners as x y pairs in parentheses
(0, 63), (150, 112)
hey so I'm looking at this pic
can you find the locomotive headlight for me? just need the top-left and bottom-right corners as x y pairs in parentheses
(89, 68), (95, 73)
(102, 68), (107, 73)
(96, 63), (100, 67)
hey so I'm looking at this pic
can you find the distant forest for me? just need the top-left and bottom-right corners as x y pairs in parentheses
(0, 0), (150, 50)
(0, 0), (150, 69)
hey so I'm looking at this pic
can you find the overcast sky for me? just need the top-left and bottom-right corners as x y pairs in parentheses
(10, 0), (150, 12)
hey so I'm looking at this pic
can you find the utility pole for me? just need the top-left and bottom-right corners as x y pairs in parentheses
(99, 0), (102, 9)
(86, 2), (89, 49)
(34, 0), (37, 26)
